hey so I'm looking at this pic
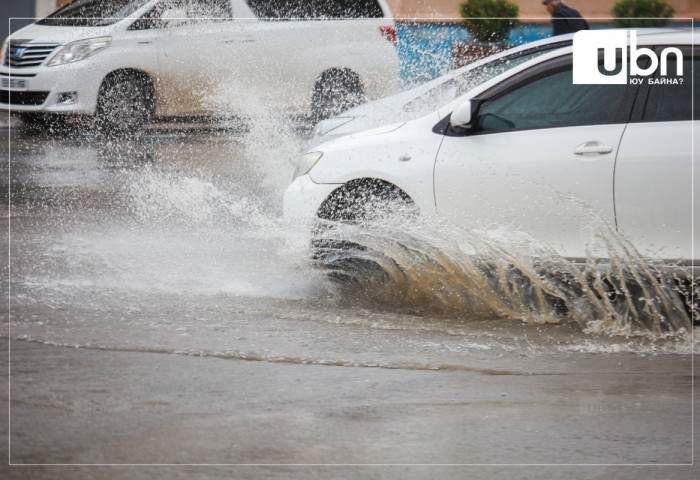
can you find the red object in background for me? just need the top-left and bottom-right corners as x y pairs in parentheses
(379, 26), (397, 44)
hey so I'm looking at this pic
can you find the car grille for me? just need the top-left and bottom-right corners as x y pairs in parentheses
(2, 41), (60, 68)
(0, 90), (50, 105)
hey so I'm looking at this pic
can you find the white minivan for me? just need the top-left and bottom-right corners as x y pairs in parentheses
(0, 0), (400, 131)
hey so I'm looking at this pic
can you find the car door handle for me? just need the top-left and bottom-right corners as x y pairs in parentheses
(573, 142), (613, 155)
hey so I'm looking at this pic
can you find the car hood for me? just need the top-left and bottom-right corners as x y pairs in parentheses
(308, 80), (450, 148)
(311, 120), (408, 153)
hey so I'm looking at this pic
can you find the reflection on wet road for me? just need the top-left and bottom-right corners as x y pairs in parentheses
(1, 122), (697, 475)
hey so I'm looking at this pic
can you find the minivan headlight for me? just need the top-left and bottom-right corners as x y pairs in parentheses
(47, 36), (111, 66)
(293, 151), (324, 181)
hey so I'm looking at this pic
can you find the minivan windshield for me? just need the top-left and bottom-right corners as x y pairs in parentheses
(38, 0), (152, 27)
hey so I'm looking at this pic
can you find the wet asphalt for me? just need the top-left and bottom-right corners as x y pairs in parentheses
(1, 114), (698, 479)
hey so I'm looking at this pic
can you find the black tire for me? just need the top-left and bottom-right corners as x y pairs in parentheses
(96, 73), (153, 135)
(311, 70), (365, 122)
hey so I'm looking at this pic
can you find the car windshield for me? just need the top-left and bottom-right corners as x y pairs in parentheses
(38, 0), (152, 26)
(403, 43), (569, 113)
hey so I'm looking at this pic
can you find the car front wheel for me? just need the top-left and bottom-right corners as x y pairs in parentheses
(96, 73), (154, 135)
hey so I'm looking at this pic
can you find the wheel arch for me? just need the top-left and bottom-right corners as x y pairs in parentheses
(316, 177), (415, 221)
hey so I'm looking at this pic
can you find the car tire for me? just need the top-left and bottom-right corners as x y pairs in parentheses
(311, 70), (365, 123)
(96, 73), (153, 135)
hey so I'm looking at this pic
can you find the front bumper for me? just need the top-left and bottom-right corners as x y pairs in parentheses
(0, 63), (102, 115)
(283, 174), (341, 224)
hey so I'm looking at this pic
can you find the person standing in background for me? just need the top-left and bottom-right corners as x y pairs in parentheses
(542, 0), (590, 35)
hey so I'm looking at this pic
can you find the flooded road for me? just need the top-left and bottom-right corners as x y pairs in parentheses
(1, 118), (698, 478)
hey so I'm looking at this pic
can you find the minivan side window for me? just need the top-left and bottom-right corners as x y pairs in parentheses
(474, 62), (632, 133)
(40, 0), (151, 27)
(642, 57), (697, 122)
(245, 0), (383, 19)
(130, 0), (232, 30)
(187, 0), (233, 20)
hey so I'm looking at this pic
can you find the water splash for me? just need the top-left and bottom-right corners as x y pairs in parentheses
(124, 166), (262, 228)
(311, 216), (693, 336)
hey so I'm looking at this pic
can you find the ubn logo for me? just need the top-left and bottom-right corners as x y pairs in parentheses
(573, 30), (683, 84)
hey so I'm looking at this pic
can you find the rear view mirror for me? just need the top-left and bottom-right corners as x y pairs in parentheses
(450, 100), (473, 129)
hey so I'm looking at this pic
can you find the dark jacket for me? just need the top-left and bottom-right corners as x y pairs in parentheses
(551, 4), (589, 36)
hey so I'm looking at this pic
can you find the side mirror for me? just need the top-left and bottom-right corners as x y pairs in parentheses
(450, 100), (473, 129)
(160, 8), (188, 27)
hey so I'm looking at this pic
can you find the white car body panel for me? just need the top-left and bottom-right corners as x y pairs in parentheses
(434, 124), (625, 259)
(614, 120), (698, 262)
(283, 174), (342, 225)
(308, 115), (442, 211)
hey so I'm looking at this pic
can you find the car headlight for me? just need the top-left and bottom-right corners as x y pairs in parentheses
(292, 151), (324, 181)
(312, 116), (354, 138)
(47, 36), (111, 67)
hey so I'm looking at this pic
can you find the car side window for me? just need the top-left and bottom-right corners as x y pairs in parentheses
(453, 45), (570, 98)
(187, 0), (233, 21)
(642, 57), (696, 122)
(130, 0), (232, 30)
(245, 0), (382, 19)
(474, 62), (632, 133)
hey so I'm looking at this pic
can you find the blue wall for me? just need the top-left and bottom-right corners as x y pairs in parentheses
(396, 24), (554, 83)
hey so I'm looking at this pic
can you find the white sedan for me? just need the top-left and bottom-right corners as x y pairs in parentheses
(285, 30), (697, 274)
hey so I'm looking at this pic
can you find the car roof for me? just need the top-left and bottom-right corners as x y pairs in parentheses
(629, 28), (694, 45)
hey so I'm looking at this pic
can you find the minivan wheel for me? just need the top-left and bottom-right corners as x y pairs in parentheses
(311, 70), (365, 122)
(96, 74), (153, 135)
